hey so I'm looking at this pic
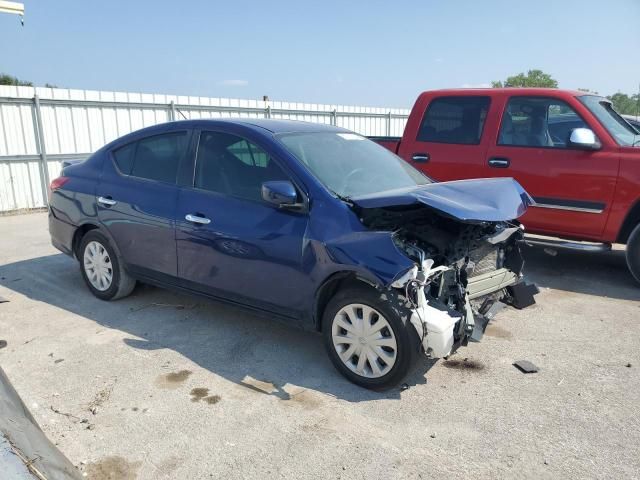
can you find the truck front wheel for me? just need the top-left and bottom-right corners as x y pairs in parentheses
(626, 223), (640, 284)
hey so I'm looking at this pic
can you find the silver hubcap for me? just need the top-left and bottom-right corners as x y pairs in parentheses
(331, 303), (398, 379)
(83, 241), (113, 291)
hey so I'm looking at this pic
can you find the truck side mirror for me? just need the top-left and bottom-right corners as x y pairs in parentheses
(568, 128), (601, 150)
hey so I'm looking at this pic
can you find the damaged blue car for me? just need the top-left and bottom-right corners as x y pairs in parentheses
(48, 119), (535, 390)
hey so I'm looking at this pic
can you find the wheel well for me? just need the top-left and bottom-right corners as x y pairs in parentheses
(314, 273), (377, 332)
(617, 199), (640, 244)
(72, 224), (99, 259)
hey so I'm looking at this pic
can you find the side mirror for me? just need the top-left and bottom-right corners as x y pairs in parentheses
(261, 181), (298, 207)
(568, 128), (601, 150)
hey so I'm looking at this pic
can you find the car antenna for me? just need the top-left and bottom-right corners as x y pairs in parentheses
(175, 107), (188, 120)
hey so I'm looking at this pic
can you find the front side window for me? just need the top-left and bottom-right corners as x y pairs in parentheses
(195, 132), (289, 201)
(578, 95), (639, 147)
(417, 96), (490, 145)
(499, 97), (588, 148)
(278, 132), (430, 198)
(112, 132), (187, 183)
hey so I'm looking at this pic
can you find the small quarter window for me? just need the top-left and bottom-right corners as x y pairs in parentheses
(113, 142), (136, 175)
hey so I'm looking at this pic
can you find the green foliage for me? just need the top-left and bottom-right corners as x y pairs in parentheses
(0, 73), (33, 86)
(607, 92), (640, 116)
(492, 69), (558, 88)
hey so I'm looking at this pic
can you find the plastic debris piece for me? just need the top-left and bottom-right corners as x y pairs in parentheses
(513, 360), (538, 373)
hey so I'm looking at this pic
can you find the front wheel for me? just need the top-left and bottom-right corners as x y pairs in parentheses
(322, 285), (420, 390)
(626, 223), (640, 284)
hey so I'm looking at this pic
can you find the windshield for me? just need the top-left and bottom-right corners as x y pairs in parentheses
(578, 95), (639, 146)
(277, 132), (431, 198)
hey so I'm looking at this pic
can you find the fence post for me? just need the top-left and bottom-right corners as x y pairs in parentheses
(169, 100), (176, 121)
(386, 111), (392, 137)
(32, 94), (50, 204)
(332, 109), (337, 126)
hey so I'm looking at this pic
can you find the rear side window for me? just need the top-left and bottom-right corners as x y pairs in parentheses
(417, 96), (490, 145)
(195, 131), (289, 201)
(112, 132), (187, 184)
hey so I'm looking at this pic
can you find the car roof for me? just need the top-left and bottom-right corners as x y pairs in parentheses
(423, 87), (588, 97)
(167, 118), (350, 134)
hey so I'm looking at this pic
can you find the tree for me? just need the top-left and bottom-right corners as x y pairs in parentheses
(0, 73), (33, 86)
(492, 69), (558, 88)
(607, 92), (640, 116)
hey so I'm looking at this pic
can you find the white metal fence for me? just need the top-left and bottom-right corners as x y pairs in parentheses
(0, 85), (409, 213)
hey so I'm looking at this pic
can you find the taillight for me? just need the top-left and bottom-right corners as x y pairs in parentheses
(49, 176), (69, 193)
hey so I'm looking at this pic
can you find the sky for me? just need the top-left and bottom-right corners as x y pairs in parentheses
(1, 0), (639, 108)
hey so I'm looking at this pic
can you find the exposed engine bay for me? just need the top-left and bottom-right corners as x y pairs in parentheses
(355, 202), (536, 357)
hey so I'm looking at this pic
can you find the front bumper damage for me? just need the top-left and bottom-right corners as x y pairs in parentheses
(392, 225), (536, 358)
(347, 178), (538, 358)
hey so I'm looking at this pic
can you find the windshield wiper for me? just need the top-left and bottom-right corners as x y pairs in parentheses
(329, 189), (354, 206)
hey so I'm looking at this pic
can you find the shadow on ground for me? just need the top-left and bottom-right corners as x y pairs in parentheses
(0, 254), (434, 403)
(522, 245), (640, 301)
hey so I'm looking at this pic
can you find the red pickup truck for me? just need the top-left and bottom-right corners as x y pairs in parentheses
(372, 88), (640, 282)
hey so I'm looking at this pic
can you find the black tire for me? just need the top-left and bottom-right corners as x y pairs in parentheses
(626, 223), (640, 284)
(78, 230), (136, 301)
(322, 284), (420, 391)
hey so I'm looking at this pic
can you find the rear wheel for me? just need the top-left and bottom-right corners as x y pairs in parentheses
(79, 230), (136, 300)
(322, 285), (420, 390)
(626, 223), (640, 284)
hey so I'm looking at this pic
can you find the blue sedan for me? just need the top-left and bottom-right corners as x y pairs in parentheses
(49, 119), (534, 389)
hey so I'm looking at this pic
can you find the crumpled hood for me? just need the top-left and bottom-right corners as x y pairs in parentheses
(350, 177), (534, 222)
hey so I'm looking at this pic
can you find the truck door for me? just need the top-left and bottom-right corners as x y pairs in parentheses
(484, 95), (619, 239)
(397, 94), (494, 181)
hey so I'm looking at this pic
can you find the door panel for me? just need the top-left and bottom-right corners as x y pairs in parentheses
(97, 176), (178, 276)
(176, 189), (310, 317)
(97, 131), (188, 278)
(398, 95), (493, 181)
(484, 96), (619, 239)
(175, 130), (311, 319)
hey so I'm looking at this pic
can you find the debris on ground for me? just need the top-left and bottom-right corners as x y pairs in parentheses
(0, 340), (7, 349)
(400, 383), (409, 391)
(626, 363), (632, 368)
(513, 360), (539, 374)
(0, 295), (8, 303)
(88, 381), (116, 414)
(129, 303), (198, 312)
(50, 406), (82, 422)
(430, 433), (436, 439)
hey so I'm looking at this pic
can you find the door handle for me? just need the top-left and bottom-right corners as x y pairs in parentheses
(185, 213), (211, 225)
(97, 196), (117, 206)
(412, 153), (430, 163)
(488, 157), (510, 168)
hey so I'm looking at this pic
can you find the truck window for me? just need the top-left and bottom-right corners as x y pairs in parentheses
(417, 96), (490, 145)
(499, 97), (588, 148)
